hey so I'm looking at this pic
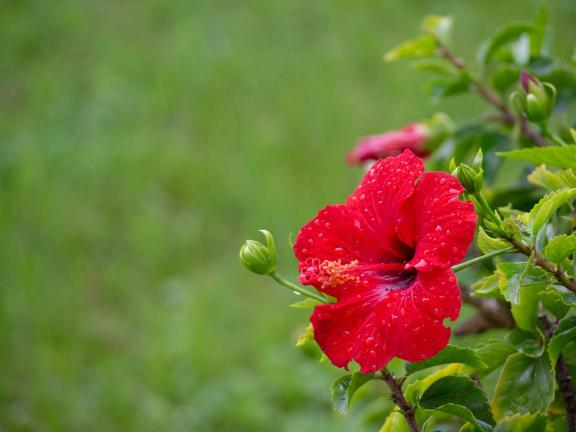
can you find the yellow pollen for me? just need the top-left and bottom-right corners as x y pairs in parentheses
(319, 259), (359, 288)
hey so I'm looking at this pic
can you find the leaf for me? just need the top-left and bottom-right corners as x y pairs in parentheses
(531, 4), (550, 57)
(379, 409), (410, 432)
(479, 22), (536, 66)
(496, 262), (548, 304)
(295, 324), (314, 347)
(385, 34), (437, 62)
(506, 328), (545, 357)
(544, 234), (576, 264)
(425, 73), (471, 102)
(549, 315), (576, 366)
(493, 413), (547, 432)
(477, 226), (511, 254)
(492, 353), (554, 419)
(547, 285), (576, 307)
(411, 59), (456, 76)
(289, 298), (321, 309)
(498, 146), (576, 169)
(491, 64), (520, 93)
(421, 15), (453, 45)
(405, 363), (465, 404)
(429, 404), (491, 431)
(527, 165), (576, 191)
(511, 282), (545, 331)
(406, 344), (487, 375)
(527, 188), (576, 236)
(472, 273), (502, 299)
(538, 287), (569, 318)
(418, 376), (495, 428)
(330, 372), (374, 415)
(475, 340), (516, 378)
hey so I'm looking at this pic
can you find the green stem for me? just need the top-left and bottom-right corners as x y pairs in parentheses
(270, 272), (330, 303)
(475, 193), (501, 225)
(541, 123), (568, 146)
(452, 246), (516, 273)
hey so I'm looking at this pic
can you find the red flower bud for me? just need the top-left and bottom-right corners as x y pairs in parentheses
(347, 123), (429, 165)
(520, 70), (541, 93)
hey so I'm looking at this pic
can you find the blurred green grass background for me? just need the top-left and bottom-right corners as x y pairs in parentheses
(0, 1), (574, 430)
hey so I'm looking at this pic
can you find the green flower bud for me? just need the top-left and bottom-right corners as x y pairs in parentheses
(239, 230), (277, 275)
(472, 148), (483, 171)
(456, 164), (483, 194)
(513, 71), (557, 123)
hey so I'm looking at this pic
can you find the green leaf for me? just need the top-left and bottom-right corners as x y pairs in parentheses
(295, 324), (314, 347)
(385, 34), (437, 62)
(425, 73), (471, 102)
(547, 285), (576, 307)
(496, 262), (548, 304)
(379, 409), (410, 432)
(498, 146), (576, 169)
(289, 298), (321, 309)
(430, 404), (491, 431)
(538, 287), (569, 318)
(406, 345), (487, 375)
(405, 363), (466, 404)
(549, 315), (576, 366)
(527, 165), (576, 191)
(491, 64), (520, 93)
(511, 282), (544, 331)
(531, 4), (550, 57)
(506, 328), (545, 357)
(477, 226), (511, 254)
(411, 59), (456, 76)
(493, 413), (547, 432)
(330, 372), (374, 415)
(421, 15), (453, 45)
(544, 234), (576, 264)
(527, 188), (576, 236)
(479, 22), (536, 66)
(493, 353), (554, 419)
(472, 273), (502, 298)
(418, 376), (495, 428)
(475, 340), (516, 378)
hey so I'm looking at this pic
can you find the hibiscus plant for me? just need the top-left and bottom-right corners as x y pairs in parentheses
(240, 10), (576, 432)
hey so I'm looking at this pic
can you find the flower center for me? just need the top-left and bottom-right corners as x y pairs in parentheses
(300, 258), (412, 291)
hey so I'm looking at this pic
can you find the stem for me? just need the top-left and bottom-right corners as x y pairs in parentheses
(558, 357), (576, 432)
(472, 193), (502, 226)
(540, 316), (576, 432)
(452, 246), (515, 273)
(541, 123), (568, 146)
(270, 272), (330, 303)
(380, 369), (420, 432)
(436, 43), (546, 147)
(506, 237), (576, 293)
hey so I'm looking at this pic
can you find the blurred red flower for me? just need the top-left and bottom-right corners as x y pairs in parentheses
(347, 123), (429, 164)
(294, 150), (476, 373)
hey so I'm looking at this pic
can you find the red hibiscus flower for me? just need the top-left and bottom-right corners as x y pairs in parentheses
(347, 123), (429, 164)
(293, 150), (477, 373)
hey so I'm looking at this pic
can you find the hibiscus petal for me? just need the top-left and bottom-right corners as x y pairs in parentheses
(293, 205), (385, 296)
(310, 269), (460, 373)
(346, 150), (424, 261)
(398, 172), (477, 271)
